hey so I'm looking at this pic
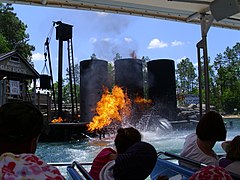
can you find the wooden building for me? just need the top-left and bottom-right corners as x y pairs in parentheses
(0, 51), (39, 106)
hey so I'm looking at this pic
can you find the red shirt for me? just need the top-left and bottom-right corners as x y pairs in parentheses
(89, 148), (116, 180)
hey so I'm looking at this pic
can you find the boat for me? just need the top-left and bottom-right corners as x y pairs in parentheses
(1, 0), (239, 179)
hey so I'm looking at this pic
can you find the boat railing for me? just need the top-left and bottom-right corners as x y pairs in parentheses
(49, 152), (240, 180)
(67, 161), (93, 180)
(158, 151), (207, 169)
(156, 151), (240, 180)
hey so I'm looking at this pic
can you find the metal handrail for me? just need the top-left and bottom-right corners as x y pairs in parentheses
(49, 162), (92, 166)
(158, 151), (240, 180)
(158, 151), (207, 168)
(67, 161), (93, 180)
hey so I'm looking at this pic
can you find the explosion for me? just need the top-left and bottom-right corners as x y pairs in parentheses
(87, 85), (131, 132)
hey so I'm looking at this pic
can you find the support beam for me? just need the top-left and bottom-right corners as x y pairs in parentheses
(200, 14), (213, 113)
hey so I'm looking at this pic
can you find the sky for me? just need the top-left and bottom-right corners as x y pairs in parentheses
(12, 4), (240, 82)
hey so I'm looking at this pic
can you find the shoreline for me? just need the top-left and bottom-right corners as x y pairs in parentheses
(223, 115), (240, 119)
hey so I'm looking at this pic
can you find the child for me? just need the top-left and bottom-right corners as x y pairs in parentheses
(219, 135), (240, 176)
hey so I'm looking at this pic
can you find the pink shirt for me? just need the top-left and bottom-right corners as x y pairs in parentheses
(0, 152), (65, 179)
(89, 148), (116, 180)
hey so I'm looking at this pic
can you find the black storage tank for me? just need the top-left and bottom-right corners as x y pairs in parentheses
(40, 74), (51, 90)
(114, 58), (144, 99)
(80, 59), (109, 123)
(147, 59), (177, 120)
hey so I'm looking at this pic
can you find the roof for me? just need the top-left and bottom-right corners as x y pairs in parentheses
(3, 0), (240, 30)
(0, 51), (40, 78)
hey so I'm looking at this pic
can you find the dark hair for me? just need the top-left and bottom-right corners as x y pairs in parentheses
(0, 101), (43, 143)
(114, 127), (141, 154)
(113, 142), (157, 180)
(226, 136), (240, 161)
(196, 111), (226, 141)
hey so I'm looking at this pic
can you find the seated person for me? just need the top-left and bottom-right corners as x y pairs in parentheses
(0, 101), (65, 179)
(219, 135), (240, 176)
(180, 111), (227, 169)
(100, 141), (157, 180)
(89, 127), (142, 180)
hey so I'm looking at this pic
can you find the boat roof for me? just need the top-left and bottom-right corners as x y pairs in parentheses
(3, 0), (240, 30)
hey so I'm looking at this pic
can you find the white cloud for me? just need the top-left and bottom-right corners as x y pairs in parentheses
(147, 38), (168, 49)
(193, 62), (198, 67)
(124, 37), (133, 43)
(102, 37), (110, 42)
(89, 37), (97, 43)
(171, 40), (184, 47)
(96, 12), (108, 17)
(32, 53), (45, 61)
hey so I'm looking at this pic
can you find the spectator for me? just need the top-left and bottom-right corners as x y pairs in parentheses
(219, 135), (240, 176)
(189, 165), (232, 180)
(100, 141), (157, 180)
(89, 127), (141, 180)
(0, 101), (65, 179)
(180, 111), (227, 169)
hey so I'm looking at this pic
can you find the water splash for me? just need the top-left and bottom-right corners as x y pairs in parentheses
(136, 114), (173, 133)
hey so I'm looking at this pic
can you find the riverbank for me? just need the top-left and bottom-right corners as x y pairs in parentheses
(223, 115), (240, 118)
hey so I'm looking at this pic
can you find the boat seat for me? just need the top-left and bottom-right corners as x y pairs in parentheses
(151, 158), (195, 180)
(67, 161), (93, 180)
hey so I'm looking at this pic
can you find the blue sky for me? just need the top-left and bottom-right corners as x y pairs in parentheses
(13, 4), (239, 81)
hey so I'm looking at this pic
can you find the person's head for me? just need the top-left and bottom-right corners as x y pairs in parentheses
(196, 111), (226, 141)
(113, 141), (157, 180)
(189, 165), (232, 180)
(114, 127), (141, 154)
(0, 101), (43, 155)
(226, 135), (240, 161)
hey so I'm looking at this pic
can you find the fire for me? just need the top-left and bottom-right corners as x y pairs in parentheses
(134, 96), (152, 104)
(87, 85), (131, 132)
(134, 96), (152, 110)
(51, 117), (63, 123)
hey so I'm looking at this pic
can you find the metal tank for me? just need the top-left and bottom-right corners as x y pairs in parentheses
(80, 59), (109, 123)
(114, 58), (144, 99)
(147, 59), (177, 121)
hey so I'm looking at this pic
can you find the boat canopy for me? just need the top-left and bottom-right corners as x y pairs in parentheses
(2, 0), (240, 30)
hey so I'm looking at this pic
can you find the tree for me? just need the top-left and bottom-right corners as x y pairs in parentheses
(65, 64), (81, 104)
(176, 58), (197, 94)
(0, 3), (34, 60)
(213, 42), (240, 113)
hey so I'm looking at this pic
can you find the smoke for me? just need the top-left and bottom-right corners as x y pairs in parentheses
(91, 37), (138, 60)
(89, 12), (138, 60)
(92, 12), (131, 35)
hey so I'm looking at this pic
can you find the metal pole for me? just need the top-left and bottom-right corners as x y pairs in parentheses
(45, 38), (57, 113)
(202, 36), (210, 112)
(67, 39), (75, 117)
(197, 40), (203, 118)
(200, 14), (213, 113)
(58, 39), (63, 117)
(70, 39), (79, 114)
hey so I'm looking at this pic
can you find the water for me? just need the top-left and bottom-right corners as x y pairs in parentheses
(35, 118), (240, 178)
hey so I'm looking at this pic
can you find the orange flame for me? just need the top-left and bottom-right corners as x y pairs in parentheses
(134, 96), (152, 110)
(134, 96), (152, 104)
(87, 85), (131, 132)
(51, 117), (63, 123)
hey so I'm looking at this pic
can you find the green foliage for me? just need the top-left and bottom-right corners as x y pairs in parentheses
(65, 64), (80, 104)
(0, 3), (34, 60)
(0, 33), (10, 52)
(213, 42), (240, 113)
(176, 58), (197, 94)
(176, 42), (240, 114)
